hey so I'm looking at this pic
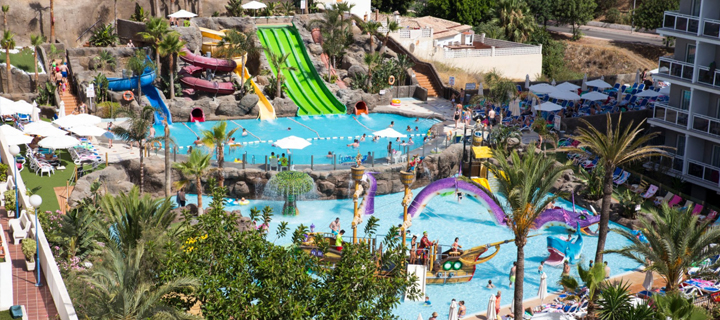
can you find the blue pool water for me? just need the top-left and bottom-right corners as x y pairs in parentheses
(158, 114), (439, 165)
(178, 188), (641, 320)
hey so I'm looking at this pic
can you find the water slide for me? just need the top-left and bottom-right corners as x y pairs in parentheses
(257, 26), (346, 116)
(404, 264), (426, 301)
(357, 172), (377, 215)
(106, 65), (172, 125)
(407, 178), (601, 230)
(197, 27), (276, 120)
(546, 222), (584, 266)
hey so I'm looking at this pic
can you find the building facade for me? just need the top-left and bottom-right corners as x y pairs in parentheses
(650, 0), (720, 200)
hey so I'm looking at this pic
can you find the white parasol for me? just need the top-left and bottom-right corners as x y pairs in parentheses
(528, 83), (556, 94)
(581, 91), (609, 101)
(242, 0), (267, 9)
(659, 85), (670, 95)
(416, 313), (423, 320)
(372, 128), (407, 138)
(58, 101), (66, 118)
(538, 272), (548, 304)
(449, 300), (459, 320)
(53, 113), (102, 128)
(555, 82), (580, 92)
(0, 125), (33, 145)
(643, 269), (654, 291)
(533, 101), (563, 112)
(38, 135), (80, 149)
(549, 90), (581, 101)
(635, 90), (662, 98)
(586, 79), (613, 89)
(31, 101), (40, 122)
(581, 73), (588, 91)
(525, 74), (530, 89)
(67, 125), (107, 137)
(635, 69), (641, 84)
(487, 295), (497, 320)
(23, 121), (68, 136)
(551, 79), (556, 86)
(508, 98), (521, 116)
(168, 9), (197, 18)
(273, 135), (311, 150)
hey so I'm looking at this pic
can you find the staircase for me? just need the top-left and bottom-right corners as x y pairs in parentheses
(413, 69), (440, 97)
(384, 36), (446, 99)
(59, 87), (79, 115)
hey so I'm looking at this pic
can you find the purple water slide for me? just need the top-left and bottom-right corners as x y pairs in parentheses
(533, 208), (600, 229)
(407, 178), (506, 221)
(363, 172), (377, 215)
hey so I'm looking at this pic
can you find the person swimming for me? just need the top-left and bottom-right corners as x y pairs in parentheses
(242, 128), (248, 136)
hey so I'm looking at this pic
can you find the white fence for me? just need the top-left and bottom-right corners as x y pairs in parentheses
(443, 45), (541, 59)
(444, 49), (492, 58)
(494, 46), (542, 56)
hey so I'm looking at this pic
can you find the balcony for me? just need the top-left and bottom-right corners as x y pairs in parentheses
(658, 57), (694, 81)
(691, 114), (720, 138)
(663, 11), (700, 34)
(702, 17), (720, 40)
(697, 65), (720, 90)
(653, 102), (689, 127)
(687, 159), (720, 186)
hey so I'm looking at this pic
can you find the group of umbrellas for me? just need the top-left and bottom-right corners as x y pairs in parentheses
(1, 113), (110, 149)
(270, 128), (408, 150)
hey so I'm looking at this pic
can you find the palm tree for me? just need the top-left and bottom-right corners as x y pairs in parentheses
(492, 0), (536, 43)
(264, 49), (297, 99)
(606, 204), (720, 292)
(157, 32), (186, 99)
(596, 281), (657, 320)
(364, 52), (381, 92)
(173, 149), (211, 215)
(561, 113), (668, 263)
(395, 54), (414, 87)
(138, 17), (171, 75)
(162, 121), (178, 198)
(1, 30), (15, 93)
(50, 0), (55, 43)
(126, 50), (156, 102)
(380, 17), (400, 53)
(197, 0), (203, 17)
(217, 29), (261, 95)
(111, 107), (162, 194)
(653, 292), (708, 319)
(30, 34), (45, 92)
(2, 5), (9, 30)
(361, 20), (382, 53)
(487, 144), (571, 320)
(201, 121), (238, 188)
(82, 243), (199, 319)
(334, 1), (355, 24)
(559, 263), (605, 315)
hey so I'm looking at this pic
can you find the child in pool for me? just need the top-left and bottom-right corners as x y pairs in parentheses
(487, 280), (495, 289)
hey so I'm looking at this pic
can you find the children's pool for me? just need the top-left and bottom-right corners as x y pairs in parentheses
(178, 190), (639, 320)
(158, 114), (440, 165)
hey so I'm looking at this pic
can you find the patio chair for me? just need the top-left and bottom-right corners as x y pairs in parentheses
(630, 180), (648, 193)
(613, 171), (630, 185)
(612, 167), (623, 179)
(692, 204), (704, 216)
(637, 83), (645, 91)
(667, 195), (683, 207)
(654, 192), (674, 206)
(611, 83), (621, 91)
(269, 157), (279, 171)
(705, 210), (718, 222)
(681, 200), (694, 209)
(641, 185), (659, 199)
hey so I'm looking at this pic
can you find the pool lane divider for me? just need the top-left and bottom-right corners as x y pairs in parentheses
(230, 120), (263, 142)
(287, 117), (321, 138)
(182, 122), (199, 138)
(352, 116), (373, 131)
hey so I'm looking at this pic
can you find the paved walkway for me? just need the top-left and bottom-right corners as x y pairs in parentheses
(1, 211), (58, 320)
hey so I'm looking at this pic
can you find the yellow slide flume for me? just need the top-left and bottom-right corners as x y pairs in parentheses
(198, 27), (276, 120)
(472, 178), (491, 192)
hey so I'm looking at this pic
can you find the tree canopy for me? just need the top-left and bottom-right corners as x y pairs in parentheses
(634, 0), (679, 30)
(553, 0), (597, 39)
(424, 0), (495, 26)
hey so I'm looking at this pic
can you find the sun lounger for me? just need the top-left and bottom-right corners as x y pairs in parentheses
(631, 180), (648, 193)
(612, 167), (622, 179)
(641, 185), (659, 199)
(681, 200), (694, 210)
(692, 204), (704, 216)
(667, 195), (683, 207)
(705, 210), (718, 222)
(613, 171), (630, 185)
(655, 192), (674, 206)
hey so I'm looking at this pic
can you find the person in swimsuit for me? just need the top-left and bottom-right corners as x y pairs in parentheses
(495, 291), (501, 316)
(454, 109), (461, 129)
(451, 237), (463, 254)
(329, 217), (341, 236)
(409, 235), (418, 264)
(346, 139), (359, 148)
(242, 128), (248, 136)
(562, 260), (571, 277)
(510, 261), (517, 287)
(335, 230), (345, 251)
(458, 301), (466, 318)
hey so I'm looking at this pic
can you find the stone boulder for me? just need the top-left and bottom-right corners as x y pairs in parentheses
(168, 99), (194, 122)
(308, 43), (323, 56)
(215, 100), (244, 117)
(68, 166), (135, 206)
(256, 75), (270, 86)
(175, 26), (203, 53)
(347, 64), (367, 78)
(272, 97), (299, 117)
(341, 55), (361, 70)
(239, 94), (260, 116)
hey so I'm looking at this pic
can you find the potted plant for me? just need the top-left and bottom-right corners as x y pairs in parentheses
(21, 238), (36, 271)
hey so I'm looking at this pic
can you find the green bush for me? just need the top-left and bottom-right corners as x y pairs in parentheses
(37, 81), (57, 106)
(0, 163), (8, 182)
(605, 8), (622, 23)
(21, 238), (36, 262)
(129, 3), (148, 22)
(96, 101), (121, 118)
(89, 24), (119, 47)
(3, 189), (16, 213)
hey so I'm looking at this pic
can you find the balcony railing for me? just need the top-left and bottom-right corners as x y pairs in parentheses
(653, 102), (689, 127)
(702, 17), (720, 40)
(658, 57), (694, 81)
(691, 114), (720, 138)
(697, 65), (720, 89)
(663, 11), (700, 34)
(687, 159), (720, 186)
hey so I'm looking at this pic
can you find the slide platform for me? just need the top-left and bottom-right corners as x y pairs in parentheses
(106, 62), (172, 125)
(257, 26), (346, 116)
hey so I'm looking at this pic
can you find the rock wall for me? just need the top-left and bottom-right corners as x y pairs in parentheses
(0, 63), (50, 94)
(69, 143), (464, 204)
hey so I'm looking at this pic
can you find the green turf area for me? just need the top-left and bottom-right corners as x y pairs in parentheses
(20, 149), (105, 212)
(0, 310), (14, 320)
(0, 48), (39, 73)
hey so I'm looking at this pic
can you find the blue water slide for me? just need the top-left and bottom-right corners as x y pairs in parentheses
(106, 67), (156, 91)
(143, 85), (173, 125)
(105, 57), (172, 124)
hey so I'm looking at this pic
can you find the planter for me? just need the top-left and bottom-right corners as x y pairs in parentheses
(25, 259), (35, 271)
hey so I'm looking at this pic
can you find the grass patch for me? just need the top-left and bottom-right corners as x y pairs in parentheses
(0, 48), (38, 73)
(420, 59), (489, 90)
(0, 310), (14, 320)
(20, 149), (105, 212)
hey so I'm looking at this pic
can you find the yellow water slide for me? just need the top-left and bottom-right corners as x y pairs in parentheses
(472, 178), (491, 191)
(198, 27), (276, 120)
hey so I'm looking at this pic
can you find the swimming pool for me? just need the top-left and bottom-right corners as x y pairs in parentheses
(178, 188), (641, 319)
(157, 114), (440, 165)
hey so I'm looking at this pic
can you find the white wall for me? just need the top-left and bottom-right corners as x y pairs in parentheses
(0, 224), (12, 310)
(314, 0), (371, 19)
(436, 34), (463, 47)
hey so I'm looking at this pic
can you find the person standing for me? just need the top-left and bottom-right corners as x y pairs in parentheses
(428, 311), (438, 320)
(495, 291), (501, 316)
(604, 261), (611, 279)
(335, 230), (345, 251)
(329, 217), (341, 236)
(488, 108), (496, 129)
(458, 301), (466, 318)
(509, 261), (516, 287)
(176, 188), (186, 207)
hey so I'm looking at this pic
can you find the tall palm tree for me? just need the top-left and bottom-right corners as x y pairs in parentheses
(161, 121), (178, 198)
(30, 34), (45, 92)
(111, 107), (162, 194)
(380, 17), (400, 53)
(333, 1), (354, 24)
(2, 5), (9, 31)
(201, 121), (238, 188)
(487, 144), (571, 320)
(361, 20), (382, 53)
(82, 243), (199, 319)
(561, 113), (668, 263)
(560, 263), (605, 315)
(173, 149), (211, 215)
(492, 0), (536, 43)
(264, 49), (297, 99)
(217, 29), (261, 96)
(1, 30), (15, 93)
(157, 32), (186, 99)
(126, 50), (156, 102)
(138, 17), (171, 75)
(197, 0), (203, 17)
(364, 52), (381, 92)
(607, 204), (720, 292)
(395, 54), (414, 87)
(49, 0), (55, 43)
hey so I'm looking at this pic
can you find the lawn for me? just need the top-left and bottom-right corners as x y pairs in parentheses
(20, 149), (105, 212)
(0, 47), (40, 73)
(0, 310), (13, 320)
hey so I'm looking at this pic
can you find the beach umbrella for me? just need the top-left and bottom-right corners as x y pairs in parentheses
(416, 313), (423, 320)
(549, 90), (581, 101)
(38, 135), (80, 149)
(538, 272), (548, 304)
(168, 9), (197, 18)
(23, 121), (68, 136)
(635, 69), (641, 84)
(477, 82), (484, 96)
(58, 101), (66, 118)
(659, 86), (670, 95)
(449, 300), (459, 320)
(67, 125), (107, 137)
(31, 101), (40, 122)
(643, 269), (654, 291)
(242, 0), (267, 9)
(508, 98), (521, 116)
(102, 131), (116, 139)
(534, 101), (563, 112)
(581, 91), (609, 101)
(525, 74), (530, 89)
(274, 135), (311, 150)
(551, 79), (556, 86)
(586, 79), (613, 89)
(0, 125), (32, 145)
(635, 90), (662, 98)
(555, 82), (580, 92)
(528, 83), (556, 94)
(487, 295), (497, 320)
(53, 113), (102, 128)
(373, 128), (407, 138)
(581, 73), (587, 91)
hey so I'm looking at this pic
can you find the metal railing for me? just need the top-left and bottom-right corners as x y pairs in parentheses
(691, 113), (720, 138)
(652, 102), (689, 127)
(697, 65), (720, 89)
(702, 17), (720, 39)
(662, 10), (700, 34)
(687, 159), (720, 186)
(658, 56), (694, 81)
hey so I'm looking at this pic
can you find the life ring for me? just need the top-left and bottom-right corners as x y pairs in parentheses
(233, 158), (243, 163)
(123, 91), (134, 101)
(391, 99), (401, 106)
(388, 75), (395, 85)
(239, 200), (250, 205)
(443, 261), (453, 271)
(151, 141), (162, 150)
(453, 261), (463, 270)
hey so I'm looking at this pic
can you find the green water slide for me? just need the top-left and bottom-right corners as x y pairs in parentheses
(257, 26), (346, 116)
